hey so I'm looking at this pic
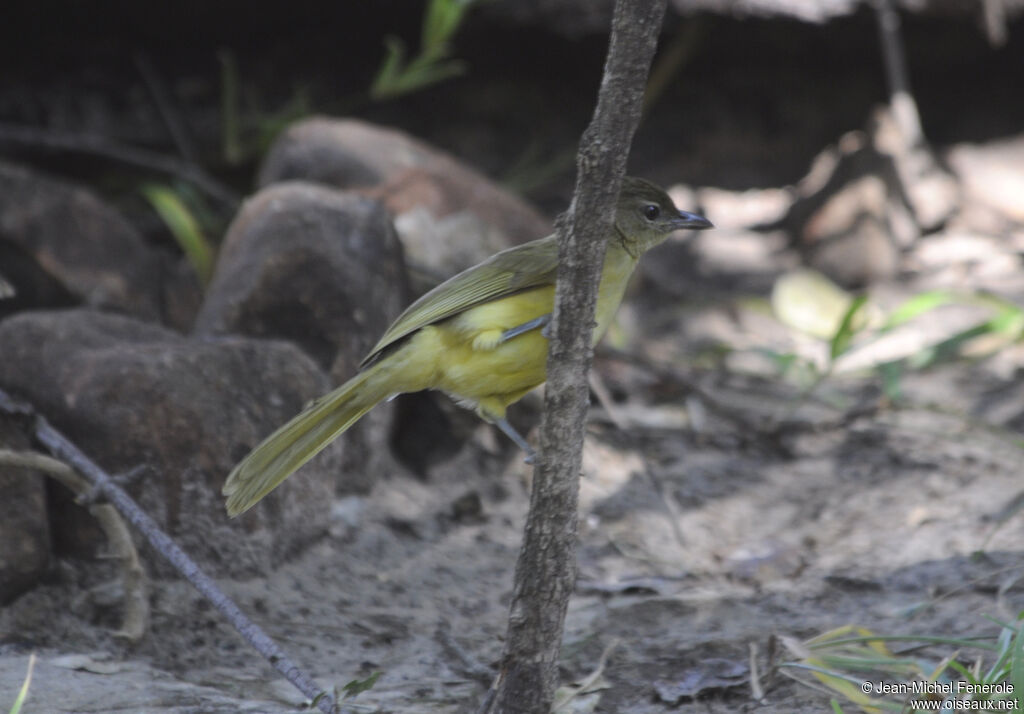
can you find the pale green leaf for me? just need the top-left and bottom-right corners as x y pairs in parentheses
(142, 184), (215, 286)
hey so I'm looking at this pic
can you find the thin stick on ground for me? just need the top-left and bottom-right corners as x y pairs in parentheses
(484, 0), (668, 711)
(0, 448), (149, 642)
(0, 388), (339, 714)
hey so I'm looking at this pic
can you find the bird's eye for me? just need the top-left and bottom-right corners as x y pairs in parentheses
(643, 204), (660, 220)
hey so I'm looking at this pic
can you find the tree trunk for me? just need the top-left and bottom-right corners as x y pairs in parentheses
(485, 1), (668, 711)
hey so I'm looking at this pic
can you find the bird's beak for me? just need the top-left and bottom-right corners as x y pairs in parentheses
(672, 210), (714, 231)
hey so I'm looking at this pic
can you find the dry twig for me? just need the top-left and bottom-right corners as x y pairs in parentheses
(0, 388), (339, 713)
(0, 448), (148, 641)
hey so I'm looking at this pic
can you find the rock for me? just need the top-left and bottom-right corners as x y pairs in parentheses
(0, 414), (51, 604)
(258, 117), (550, 282)
(0, 309), (336, 576)
(0, 161), (164, 320)
(195, 182), (407, 370)
(160, 256), (205, 334)
(947, 134), (1024, 224)
(254, 120), (554, 471)
(805, 194), (901, 287)
(381, 173), (527, 289)
(783, 103), (969, 289)
(785, 131), (914, 287)
(194, 182), (410, 491)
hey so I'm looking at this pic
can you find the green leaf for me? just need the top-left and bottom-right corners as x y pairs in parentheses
(141, 184), (215, 286)
(371, 0), (478, 100)
(877, 360), (903, 402)
(881, 291), (957, 332)
(1010, 617), (1024, 711)
(906, 306), (1024, 370)
(423, 0), (465, 54)
(829, 294), (869, 361)
(771, 268), (860, 340)
(371, 35), (408, 98)
(405, 56), (467, 89)
(987, 305), (1024, 337)
(341, 670), (382, 700)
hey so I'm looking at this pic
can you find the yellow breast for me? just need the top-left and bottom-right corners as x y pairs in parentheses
(420, 242), (639, 416)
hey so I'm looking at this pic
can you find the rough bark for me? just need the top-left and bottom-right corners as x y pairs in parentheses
(486, 0), (668, 712)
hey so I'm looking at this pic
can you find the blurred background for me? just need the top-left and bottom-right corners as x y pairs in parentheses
(1, 0), (1021, 201)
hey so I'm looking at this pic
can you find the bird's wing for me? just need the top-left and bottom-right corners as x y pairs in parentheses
(361, 235), (559, 367)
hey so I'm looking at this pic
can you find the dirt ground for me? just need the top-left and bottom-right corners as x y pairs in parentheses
(4, 203), (1024, 713)
(3, 6), (1024, 712)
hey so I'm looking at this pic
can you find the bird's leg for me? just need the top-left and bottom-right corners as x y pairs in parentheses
(500, 314), (551, 343)
(495, 418), (537, 464)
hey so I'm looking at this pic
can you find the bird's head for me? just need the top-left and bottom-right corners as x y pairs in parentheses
(614, 177), (713, 256)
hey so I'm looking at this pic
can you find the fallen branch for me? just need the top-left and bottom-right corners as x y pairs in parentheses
(0, 448), (148, 642)
(0, 388), (339, 714)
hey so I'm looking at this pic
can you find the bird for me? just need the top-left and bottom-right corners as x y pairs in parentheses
(223, 177), (712, 516)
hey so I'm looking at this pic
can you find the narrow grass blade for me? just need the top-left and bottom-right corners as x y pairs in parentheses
(881, 291), (957, 332)
(1010, 617), (1024, 712)
(9, 653), (35, 714)
(142, 184), (214, 286)
(830, 295), (870, 361)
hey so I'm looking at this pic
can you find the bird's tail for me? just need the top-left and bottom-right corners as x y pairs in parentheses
(223, 357), (397, 517)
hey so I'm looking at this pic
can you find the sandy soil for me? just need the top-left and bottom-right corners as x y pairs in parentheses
(4, 198), (1024, 714)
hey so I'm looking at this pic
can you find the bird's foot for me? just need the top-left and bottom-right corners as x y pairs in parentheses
(471, 329), (504, 351)
(500, 314), (551, 343)
(495, 418), (536, 464)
